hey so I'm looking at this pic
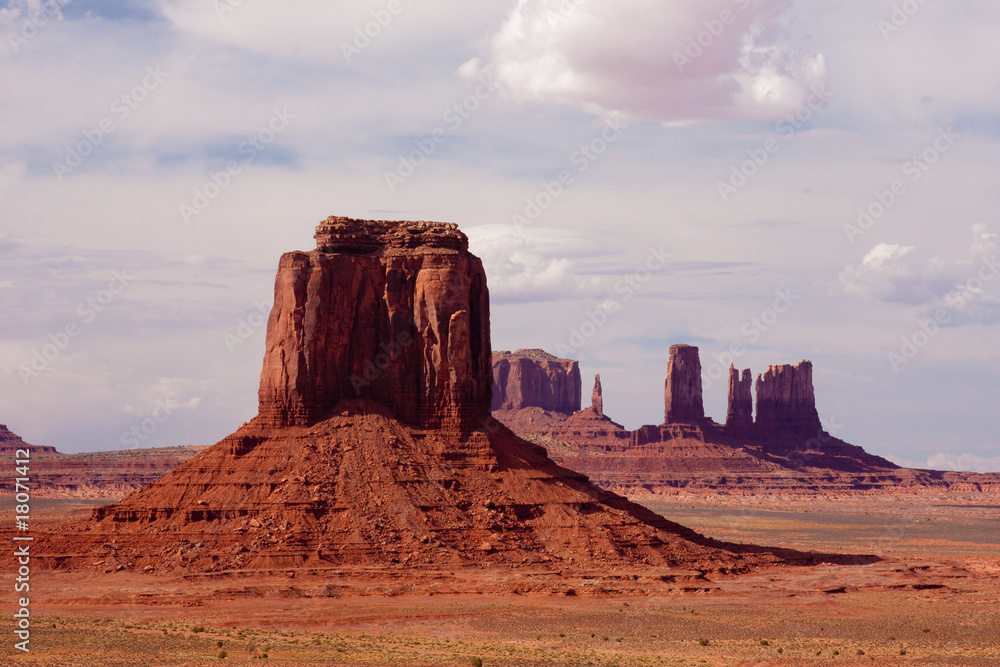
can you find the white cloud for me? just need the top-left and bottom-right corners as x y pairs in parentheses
(469, 230), (602, 303)
(839, 228), (1000, 322)
(467, 0), (827, 123)
(923, 452), (1000, 474)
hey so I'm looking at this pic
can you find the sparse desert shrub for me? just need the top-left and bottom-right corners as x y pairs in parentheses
(900, 648), (906, 655)
(832, 649), (839, 655)
(192, 626), (207, 633)
(760, 639), (769, 646)
(777, 647), (783, 653)
(698, 638), (709, 646)
(470, 658), (483, 667)
(217, 650), (227, 659)
(856, 649), (864, 655)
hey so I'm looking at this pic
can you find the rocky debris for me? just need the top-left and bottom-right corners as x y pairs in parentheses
(725, 365), (753, 430)
(258, 216), (491, 435)
(664, 344), (705, 424)
(37, 217), (786, 577)
(754, 361), (822, 435)
(491, 349), (581, 414)
(591, 374), (604, 417)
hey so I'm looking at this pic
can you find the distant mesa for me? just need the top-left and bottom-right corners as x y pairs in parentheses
(492, 345), (1000, 497)
(0, 424), (59, 455)
(491, 349), (581, 414)
(37, 216), (791, 576)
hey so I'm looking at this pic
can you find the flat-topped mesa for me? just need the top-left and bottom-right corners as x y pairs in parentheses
(591, 374), (604, 417)
(664, 344), (705, 424)
(491, 349), (581, 414)
(258, 216), (491, 433)
(725, 365), (753, 430)
(754, 361), (822, 435)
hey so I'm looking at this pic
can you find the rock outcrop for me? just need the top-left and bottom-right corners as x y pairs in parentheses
(664, 344), (705, 424)
(725, 365), (753, 430)
(0, 424), (59, 455)
(591, 374), (604, 418)
(491, 349), (581, 414)
(754, 361), (822, 435)
(258, 217), (491, 435)
(42, 217), (789, 577)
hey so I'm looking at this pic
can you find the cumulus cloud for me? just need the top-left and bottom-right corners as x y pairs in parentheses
(468, 230), (602, 303)
(465, 0), (827, 123)
(839, 227), (1000, 324)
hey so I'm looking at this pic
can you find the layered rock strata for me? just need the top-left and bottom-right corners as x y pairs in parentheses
(725, 366), (754, 430)
(664, 344), (705, 424)
(491, 349), (581, 414)
(258, 217), (491, 435)
(754, 361), (822, 435)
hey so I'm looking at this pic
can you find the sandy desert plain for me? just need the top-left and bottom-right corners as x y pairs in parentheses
(2, 489), (998, 667)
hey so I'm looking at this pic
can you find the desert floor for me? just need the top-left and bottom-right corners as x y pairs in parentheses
(4, 493), (998, 666)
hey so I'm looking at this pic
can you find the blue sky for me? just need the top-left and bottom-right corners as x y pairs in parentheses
(1, 0), (998, 472)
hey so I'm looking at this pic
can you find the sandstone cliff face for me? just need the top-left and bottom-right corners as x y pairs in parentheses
(591, 374), (604, 418)
(726, 365), (753, 429)
(664, 344), (705, 424)
(754, 361), (822, 435)
(491, 349), (581, 414)
(258, 217), (492, 434)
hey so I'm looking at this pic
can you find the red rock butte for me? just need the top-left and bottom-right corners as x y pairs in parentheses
(36, 216), (798, 576)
